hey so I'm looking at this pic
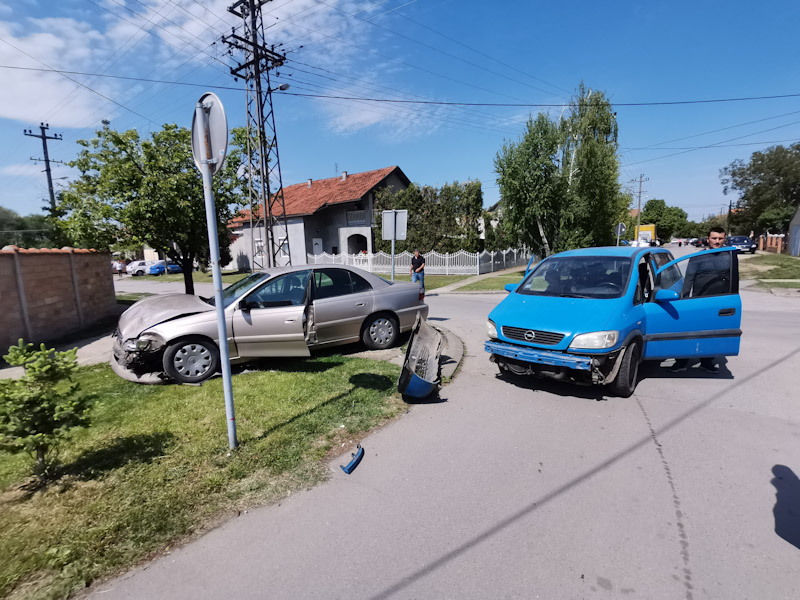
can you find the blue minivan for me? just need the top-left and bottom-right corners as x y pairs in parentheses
(485, 246), (741, 397)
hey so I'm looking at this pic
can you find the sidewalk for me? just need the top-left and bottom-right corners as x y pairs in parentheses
(430, 265), (527, 294)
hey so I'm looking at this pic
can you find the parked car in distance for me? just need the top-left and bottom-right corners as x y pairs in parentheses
(112, 264), (428, 384)
(126, 260), (151, 276)
(485, 246), (741, 397)
(166, 261), (183, 274)
(147, 261), (166, 276)
(726, 235), (757, 254)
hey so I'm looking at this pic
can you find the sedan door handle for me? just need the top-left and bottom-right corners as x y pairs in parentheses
(719, 308), (736, 316)
(285, 318), (296, 323)
(355, 302), (365, 307)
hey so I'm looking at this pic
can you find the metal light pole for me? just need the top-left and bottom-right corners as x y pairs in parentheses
(192, 93), (237, 450)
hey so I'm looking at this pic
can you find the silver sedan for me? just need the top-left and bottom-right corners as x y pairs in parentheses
(111, 265), (428, 384)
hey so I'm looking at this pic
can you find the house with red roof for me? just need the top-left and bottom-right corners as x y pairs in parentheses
(226, 166), (410, 269)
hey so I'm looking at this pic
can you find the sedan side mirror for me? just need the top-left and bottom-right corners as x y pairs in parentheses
(654, 288), (680, 302)
(238, 299), (252, 311)
(504, 283), (518, 293)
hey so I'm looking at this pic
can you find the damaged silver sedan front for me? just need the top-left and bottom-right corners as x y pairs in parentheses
(111, 265), (428, 384)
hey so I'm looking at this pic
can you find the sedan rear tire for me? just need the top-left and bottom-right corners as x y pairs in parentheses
(163, 337), (220, 384)
(362, 314), (398, 350)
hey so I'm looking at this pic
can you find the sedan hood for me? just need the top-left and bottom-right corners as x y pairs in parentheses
(118, 294), (213, 339)
(489, 293), (620, 347)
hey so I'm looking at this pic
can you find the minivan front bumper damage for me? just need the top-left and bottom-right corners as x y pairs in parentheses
(485, 340), (626, 385)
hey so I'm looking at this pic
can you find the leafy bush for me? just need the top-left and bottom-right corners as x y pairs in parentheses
(0, 339), (92, 479)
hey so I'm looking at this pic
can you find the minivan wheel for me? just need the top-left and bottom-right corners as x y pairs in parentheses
(362, 314), (398, 350)
(163, 338), (220, 383)
(610, 340), (641, 398)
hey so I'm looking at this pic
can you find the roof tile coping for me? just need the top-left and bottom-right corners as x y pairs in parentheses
(1, 246), (101, 254)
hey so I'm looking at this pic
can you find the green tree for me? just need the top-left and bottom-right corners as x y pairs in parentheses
(495, 84), (626, 256)
(495, 113), (565, 256)
(720, 143), (800, 233)
(0, 340), (91, 480)
(558, 84), (627, 249)
(373, 181), (484, 253)
(57, 122), (249, 294)
(640, 198), (689, 240)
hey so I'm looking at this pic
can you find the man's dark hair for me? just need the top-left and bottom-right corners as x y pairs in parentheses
(708, 226), (726, 237)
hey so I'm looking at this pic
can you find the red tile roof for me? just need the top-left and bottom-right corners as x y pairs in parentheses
(229, 166), (407, 227)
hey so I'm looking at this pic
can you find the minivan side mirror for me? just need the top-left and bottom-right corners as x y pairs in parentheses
(654, 288), (680, 302)
(504, 283), (518, 293)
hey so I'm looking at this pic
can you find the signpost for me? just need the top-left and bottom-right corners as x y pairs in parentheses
(382, 209), (407, 281)
(614, 222), (626, 246)
(192, 92), (237, 450)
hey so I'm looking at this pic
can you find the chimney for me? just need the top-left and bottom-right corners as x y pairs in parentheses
(341, 171), (348, 181)
(307, 179), (312, 187)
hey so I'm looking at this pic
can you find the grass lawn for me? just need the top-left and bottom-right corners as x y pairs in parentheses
(754, 281), (800, 289)
(115, 292), (155, 306)
(457, 270), (526, 292)
(389, 273), (472, 290)
(132, 271), (249, 285)
(739, 254), (800, 280)
(0, 357), (403, 600)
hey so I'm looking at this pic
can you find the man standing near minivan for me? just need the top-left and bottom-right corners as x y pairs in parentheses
(668, 226), (730, 374)
(410, 249), (425, 296)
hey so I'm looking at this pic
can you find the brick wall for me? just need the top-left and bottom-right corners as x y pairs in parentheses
(0, 247), (117, 352)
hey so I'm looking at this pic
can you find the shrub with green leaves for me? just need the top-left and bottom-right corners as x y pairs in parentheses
(0, 339), (92, 479)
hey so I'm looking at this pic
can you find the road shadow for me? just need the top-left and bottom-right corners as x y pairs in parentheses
(231, 356), (345, 376)
(494, 357), (735, 401)
(771, 465), (800, 550)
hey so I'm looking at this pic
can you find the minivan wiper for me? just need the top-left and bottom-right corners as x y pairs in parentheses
(558, 293), (592, 298)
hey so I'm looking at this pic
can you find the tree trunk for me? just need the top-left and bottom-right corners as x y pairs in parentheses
(536, 216), (551, 257)
(181, 257), (195, 295)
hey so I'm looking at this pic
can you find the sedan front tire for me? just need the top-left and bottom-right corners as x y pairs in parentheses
(163, 337), (220, 383)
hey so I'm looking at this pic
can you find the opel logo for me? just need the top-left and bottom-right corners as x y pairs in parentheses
(524, 330), (536, 341)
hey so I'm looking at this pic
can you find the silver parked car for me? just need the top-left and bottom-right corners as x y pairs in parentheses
(111, 264), (428, 383)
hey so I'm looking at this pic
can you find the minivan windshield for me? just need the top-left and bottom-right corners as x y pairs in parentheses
(518, 255), (632, 299)
(204, 272), (270, 307)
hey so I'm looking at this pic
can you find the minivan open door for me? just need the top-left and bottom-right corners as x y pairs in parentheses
(642, 248), (741, 360)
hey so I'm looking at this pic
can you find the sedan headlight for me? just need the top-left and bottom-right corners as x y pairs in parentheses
(486, 319), (498, 340)
(122, 333), (163, 352)
(569, 330), (618, 350)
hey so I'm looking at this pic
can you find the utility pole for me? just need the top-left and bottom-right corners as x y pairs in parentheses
(630, 174), (649, 242)
(24, 123), (63, 212)
(223, 0), (291, 269)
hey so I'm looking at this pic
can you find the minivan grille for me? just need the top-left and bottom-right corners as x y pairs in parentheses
(501, 326), (564, 346)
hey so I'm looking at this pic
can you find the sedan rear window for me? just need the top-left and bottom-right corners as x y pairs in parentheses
(518, 256), (632, 299)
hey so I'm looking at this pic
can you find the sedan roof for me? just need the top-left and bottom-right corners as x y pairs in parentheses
(554, 246), (670, 258)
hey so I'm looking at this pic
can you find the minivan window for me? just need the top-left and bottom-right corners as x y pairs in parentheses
(518, 256), (632, 299)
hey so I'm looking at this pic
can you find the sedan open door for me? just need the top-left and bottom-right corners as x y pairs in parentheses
(230, 270), (313, 358)
(642, 248), (741, 360)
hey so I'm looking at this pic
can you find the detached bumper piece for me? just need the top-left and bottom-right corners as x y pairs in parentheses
(485, 340), (592, 371)
(340, 444), (364, 474)
(397, 314), (444, 399)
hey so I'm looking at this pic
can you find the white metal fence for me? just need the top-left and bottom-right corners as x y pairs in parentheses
(306, 248), (532, 275)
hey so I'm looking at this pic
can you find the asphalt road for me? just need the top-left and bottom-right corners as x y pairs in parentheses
(92, 280), (800, 600)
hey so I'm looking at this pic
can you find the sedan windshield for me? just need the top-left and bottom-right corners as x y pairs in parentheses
(204, 272), (270, 307)
(518, 256), (632, 299)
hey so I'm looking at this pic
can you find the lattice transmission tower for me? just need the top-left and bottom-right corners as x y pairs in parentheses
(223, 0), (290, 269)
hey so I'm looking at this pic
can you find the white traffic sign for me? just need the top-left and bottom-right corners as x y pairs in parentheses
(192, 92), (228, 176)
(382, 209), (407, 241)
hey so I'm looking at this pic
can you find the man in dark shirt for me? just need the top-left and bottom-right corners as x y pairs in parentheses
(669, 226), (730, 374)
(410, 249), (425, 295)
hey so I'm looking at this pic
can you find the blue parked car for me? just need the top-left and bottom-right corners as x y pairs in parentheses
(485, 246), (741, 397)
(166, 261), (183, 274)
(147, 261), (166, 276)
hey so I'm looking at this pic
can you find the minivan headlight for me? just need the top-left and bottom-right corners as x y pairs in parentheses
(486, 319), (498, 340)
(569, 330), (618, 350)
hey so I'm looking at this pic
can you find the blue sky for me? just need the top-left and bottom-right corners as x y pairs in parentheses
(1, 0), (799, 223)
